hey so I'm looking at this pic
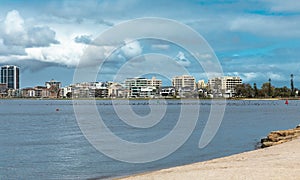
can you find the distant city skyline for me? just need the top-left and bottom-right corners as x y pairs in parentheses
(0, 1), (299, 88)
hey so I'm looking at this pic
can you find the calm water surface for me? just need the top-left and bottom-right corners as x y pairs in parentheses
(0, 99), (299, 179)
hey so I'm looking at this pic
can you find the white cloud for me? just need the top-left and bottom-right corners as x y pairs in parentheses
(121, 40), (142, 58)
(230, 15), (300, 37)
(151, 44), (170, 50)
(4, 10), (25, 34)
(242, 72), (258, 82)
(266, 0), (300, 13)
(25, 40), (86, 67)
(175, 51), (191, 67)
(1, 10), (59, 48)
(267, 72), (284, 81)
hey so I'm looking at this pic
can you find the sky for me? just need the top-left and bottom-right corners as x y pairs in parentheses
(0, 0), (300, 88)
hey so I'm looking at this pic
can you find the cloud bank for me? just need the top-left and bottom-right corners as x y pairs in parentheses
(0, 0), (299, 87)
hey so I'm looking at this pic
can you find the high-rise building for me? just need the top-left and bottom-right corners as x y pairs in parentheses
(1, 65), (20, 89)
(172, 75), (196, 90)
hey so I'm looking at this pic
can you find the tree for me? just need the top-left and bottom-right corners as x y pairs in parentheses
(268, 78), (272, 97)
(260, 82), (275, 97)
(291, 74), (295, 97)
(235, 83), (253, 97)
(274, 86), (291, 98)
(253, 83), (258, 98)
(66, 92), (72, 98)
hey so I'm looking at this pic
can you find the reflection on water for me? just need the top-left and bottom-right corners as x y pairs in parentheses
(0, 99), (299, 179)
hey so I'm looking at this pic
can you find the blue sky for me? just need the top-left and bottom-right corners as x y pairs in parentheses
(0, 0), (300, 88)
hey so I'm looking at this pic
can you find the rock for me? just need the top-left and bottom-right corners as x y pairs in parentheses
(261, 125), (300, 148)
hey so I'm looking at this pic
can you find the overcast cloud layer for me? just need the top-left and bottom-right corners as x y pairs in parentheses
(0, 0), (299, 87)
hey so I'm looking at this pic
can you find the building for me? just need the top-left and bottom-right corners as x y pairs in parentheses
(108, 83), (125, 98)
(21, 87), (36, 97)
(197, 80), (207, 89)
(45, 79), (61, 89)
(208, 76), (242, 97)
(34, 86), (48, 98)
(45, 79), (61, 98)
(1, 65), (19, 90)
(160, 86), (176, 97)
(172, 75), (196, 91)
(62, 82), (110, 98)
(21, 86), (50, 98)
(125, 77), (162, 98)
(0, 83), (8, 97)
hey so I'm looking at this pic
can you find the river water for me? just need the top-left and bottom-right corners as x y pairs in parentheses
(0, 99), (299, 179)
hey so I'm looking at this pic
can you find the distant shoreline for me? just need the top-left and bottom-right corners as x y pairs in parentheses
(0, 97), (300, 101)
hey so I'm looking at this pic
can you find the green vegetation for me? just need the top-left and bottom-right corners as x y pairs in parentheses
(235, 82), (299, 98)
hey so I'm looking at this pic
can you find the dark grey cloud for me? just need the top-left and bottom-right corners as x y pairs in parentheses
(26, 26), (60, 47)
(0, 41), (26, 56)
(1, 59), (65, 73)
(3, 26), (60, 48)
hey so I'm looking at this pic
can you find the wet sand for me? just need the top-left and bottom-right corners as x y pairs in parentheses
(119, 138), (300, 180)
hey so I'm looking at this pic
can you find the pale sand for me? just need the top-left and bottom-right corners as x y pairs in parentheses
(119, 138), (300, 180)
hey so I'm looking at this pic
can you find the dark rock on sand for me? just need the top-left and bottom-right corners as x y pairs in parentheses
(261, 125), (300, 148)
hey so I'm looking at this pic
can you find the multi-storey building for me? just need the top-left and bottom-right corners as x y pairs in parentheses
(172, 75), (196, 91)
(1, 65), (19, 90)
(125, 77), (162, 98)
(21, 86), (48, 98)
(45, 79), (61, 98)
(62, 82), (110, 98)
(208, 76), (242, 95)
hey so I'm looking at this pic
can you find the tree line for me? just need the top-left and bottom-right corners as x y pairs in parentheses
(235, 75), (298, 98)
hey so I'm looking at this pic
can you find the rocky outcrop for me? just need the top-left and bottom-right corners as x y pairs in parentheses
(261, 125), (300, 148)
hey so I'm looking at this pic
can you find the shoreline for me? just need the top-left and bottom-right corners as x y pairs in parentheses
(118, 131), (300, 180)
(1, 97), (300, 101)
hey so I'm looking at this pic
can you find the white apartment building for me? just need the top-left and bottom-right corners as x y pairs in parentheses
(172, 75), (196, 91)
(125, 77), (162, 98)
(208, 76), (242, 92)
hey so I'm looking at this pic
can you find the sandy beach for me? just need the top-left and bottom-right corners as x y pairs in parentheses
(119, 138), (300, 180)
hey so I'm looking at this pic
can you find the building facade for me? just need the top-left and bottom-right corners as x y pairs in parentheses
(62, 82), (111, 98)
(125, 77), (162, 98)
(0, 83), (8, 97)
(208, 76), (242, 97)
(45, 79), (61, 98)
(1, 65), (19, 90)
(160, 86), (176, 97)
(172, 75), (196, 91)
(108, 83), (125, 98)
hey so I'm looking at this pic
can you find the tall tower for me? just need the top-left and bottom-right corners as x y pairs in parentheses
(1, 65), (20, 89)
